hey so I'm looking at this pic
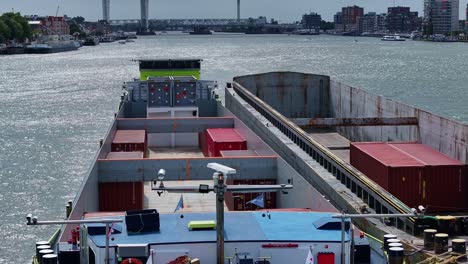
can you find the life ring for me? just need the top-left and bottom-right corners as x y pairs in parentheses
(121, 258), (143, 264)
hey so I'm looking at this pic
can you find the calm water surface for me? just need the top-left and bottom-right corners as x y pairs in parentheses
(0, 34), (467, 262)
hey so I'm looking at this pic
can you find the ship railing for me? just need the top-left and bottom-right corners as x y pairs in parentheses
(26, 216), (123, 264)
(231, 81), (416, 233)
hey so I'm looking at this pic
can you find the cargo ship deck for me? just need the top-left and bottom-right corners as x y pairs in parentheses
(303, 129), (351, 163)
(35, 61), (369, 264)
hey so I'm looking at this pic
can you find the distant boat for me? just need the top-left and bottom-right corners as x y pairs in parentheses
(100, 35), (115, 43)
(291, 29), (320, 35)
(26, 35), (79, 54)
(381, 34), (406, 41)
(118, 40), (126, 44)
(0, 44), (7, 55)
(6, 44), (26, 55)
(83, 37), (100, 46)
(189, 26), (212, 35)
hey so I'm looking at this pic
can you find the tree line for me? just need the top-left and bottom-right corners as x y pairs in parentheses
(0, 13), (32, 43)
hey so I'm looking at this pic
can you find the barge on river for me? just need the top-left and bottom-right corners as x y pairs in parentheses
(27, 60), (468, 264)
(28, 59), (375, 264)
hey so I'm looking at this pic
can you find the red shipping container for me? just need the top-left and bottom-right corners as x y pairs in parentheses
(205, 128), (247, 157)
(99, 182), (144, 211)
(112, 130), (147, 152)
(350, 142), (426, 208)
(351, 142), (468, 212)
(106, 151), (144, 159)
(390, 143), (467, 212)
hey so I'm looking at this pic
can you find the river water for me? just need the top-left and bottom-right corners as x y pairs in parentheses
(0, 34), (467, 262)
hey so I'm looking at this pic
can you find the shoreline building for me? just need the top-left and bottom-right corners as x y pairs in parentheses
(334, 12), (343, 32)
(334, 6), (364, 33)
(424, 0), (459, 35)
(42, 16), (70, 35)
(386, 7), (420, 33)
(301, 12), (321, 31)
(358, 12), (387, 34)
(342, 5), (364, 33)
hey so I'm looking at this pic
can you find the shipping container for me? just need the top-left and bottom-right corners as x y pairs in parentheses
(205, 128), (247, 157)
(106, 151), (144, 159)
(351, 142), (468, 212)
(99, 182), (144, 211)
(225, 179), (277, 211)
(390, 143), (467, 212)
(111, 130), (147, 152)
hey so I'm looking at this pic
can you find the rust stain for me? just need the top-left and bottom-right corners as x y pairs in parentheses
(306, 117), (418, 127)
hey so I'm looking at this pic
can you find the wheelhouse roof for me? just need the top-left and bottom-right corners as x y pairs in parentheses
(86, 211), (350, 248)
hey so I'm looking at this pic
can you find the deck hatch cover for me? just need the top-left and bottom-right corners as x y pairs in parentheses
(86, 223), (122, 235)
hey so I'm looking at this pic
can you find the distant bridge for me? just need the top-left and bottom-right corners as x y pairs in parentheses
(103, 0), (149, 31)
(109, 18), (267, 27)
(103, 0), (244, 30)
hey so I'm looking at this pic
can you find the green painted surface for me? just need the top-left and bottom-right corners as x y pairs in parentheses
(140, 69), (200, 80)
(187, 220), (216, 230)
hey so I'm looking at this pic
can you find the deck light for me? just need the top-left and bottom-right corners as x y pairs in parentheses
(26, 214), (32, 225)
(418, 205), (426, 214)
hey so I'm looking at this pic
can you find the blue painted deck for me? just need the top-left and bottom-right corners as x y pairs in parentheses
(88, 211), (350, 247)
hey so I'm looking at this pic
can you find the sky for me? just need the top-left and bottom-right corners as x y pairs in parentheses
(1, 0), (468, 22)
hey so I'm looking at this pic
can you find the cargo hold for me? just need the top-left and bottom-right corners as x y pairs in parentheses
(99, 182), (144, 211)
(220, 150), (258, 157)
(350, 142), (467, 212)
(111, 130), (147, 152)
(106, 151), (144, 159)
(225, 179), (277, 211)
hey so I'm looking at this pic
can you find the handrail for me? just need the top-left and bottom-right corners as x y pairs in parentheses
(231, 81), (414, 220)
